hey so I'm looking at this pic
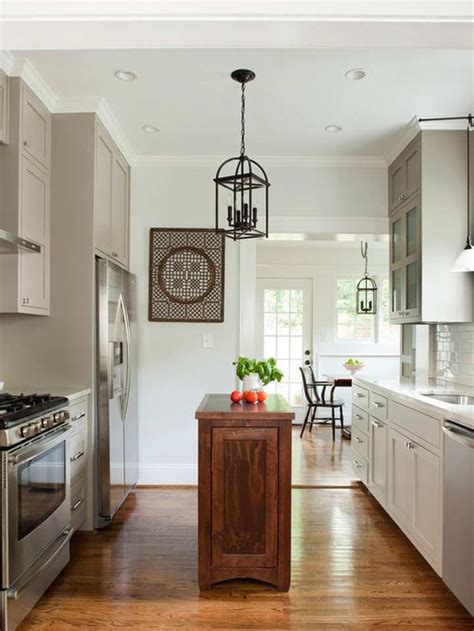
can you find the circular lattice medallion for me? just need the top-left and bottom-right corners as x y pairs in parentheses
(157, 246), (216, 305)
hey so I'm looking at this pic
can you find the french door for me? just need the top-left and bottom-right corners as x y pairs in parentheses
(256, 279), (313, 423)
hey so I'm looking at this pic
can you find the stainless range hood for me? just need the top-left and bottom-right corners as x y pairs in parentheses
(0, 230), (41, 254)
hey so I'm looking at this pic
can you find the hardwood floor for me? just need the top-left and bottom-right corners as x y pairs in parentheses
(292, 423), (356, 487)
(19, 486), (472, 630)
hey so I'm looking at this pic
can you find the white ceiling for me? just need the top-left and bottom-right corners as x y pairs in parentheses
(11, 47), (473, 157)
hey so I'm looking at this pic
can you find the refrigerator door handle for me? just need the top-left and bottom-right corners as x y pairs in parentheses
(119, 293), (132, 421)
(108, 341), (115, 400)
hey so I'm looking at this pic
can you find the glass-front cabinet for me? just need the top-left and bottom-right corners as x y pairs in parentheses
(389, 196), (421, 323)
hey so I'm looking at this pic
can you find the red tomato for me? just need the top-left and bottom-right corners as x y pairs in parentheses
(230, 390), (242, 403)
(245, 391), (258, 404)
(257, 391), (267, 402)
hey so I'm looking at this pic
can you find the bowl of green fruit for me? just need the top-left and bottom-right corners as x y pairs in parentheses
(343, 358), (365, 375)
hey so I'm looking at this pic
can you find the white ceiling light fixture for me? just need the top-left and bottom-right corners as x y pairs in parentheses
(324, 124), (342, 133)
(141, 125), (159, 133)
(345, 68), (366, 81)
(114, 69), (136, 82)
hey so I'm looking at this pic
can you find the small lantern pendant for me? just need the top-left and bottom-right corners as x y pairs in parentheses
(356, 241), (377, 314)
(214, 69), (270, 241)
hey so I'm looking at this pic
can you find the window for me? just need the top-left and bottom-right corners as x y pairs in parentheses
(336, 277), (400, 343)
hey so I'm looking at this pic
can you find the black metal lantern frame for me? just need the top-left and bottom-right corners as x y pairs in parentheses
(214, 69), (270, 241)
(357, 242), (377, 314)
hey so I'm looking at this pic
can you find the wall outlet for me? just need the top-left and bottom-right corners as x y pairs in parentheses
(202, 332), (214, 349)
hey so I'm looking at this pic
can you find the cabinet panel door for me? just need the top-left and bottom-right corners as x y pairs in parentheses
(412, 443), (440, 560)
(388, 428), (413, 529)
(0, 70), (8, 144)
(389, 160), (405, 212)
(111, 153), (129, 266)
(211, 427), (278, 568)
(368, 418), (387, 504)
(95, 129), (113, 254)
(20, 243), (49, 310)
(22, 86), (51, 169)
(20, 156), (49, 244)
(404, 141), (421, 200)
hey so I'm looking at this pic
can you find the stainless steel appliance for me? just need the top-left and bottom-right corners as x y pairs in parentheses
(96, 258), (138, 528)
(442, 419), (474, 615)
(0, 393), (72, 631)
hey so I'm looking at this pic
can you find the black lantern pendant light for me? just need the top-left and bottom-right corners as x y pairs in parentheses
(214, 69), (270, 241)
(356, 241), (377, 314)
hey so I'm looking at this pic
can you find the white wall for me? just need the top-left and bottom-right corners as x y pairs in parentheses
(131, 166), (240, 484)
(256, 241), (400, 412)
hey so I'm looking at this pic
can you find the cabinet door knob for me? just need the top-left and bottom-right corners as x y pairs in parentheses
(23, 140), (31, 147)
(111, 252), (118, 258)
(304, 360), (311, 366)
(304, 349), (311, 356)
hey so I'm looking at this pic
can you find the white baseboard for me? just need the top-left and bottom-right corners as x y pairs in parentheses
(139, 463), (197, 485)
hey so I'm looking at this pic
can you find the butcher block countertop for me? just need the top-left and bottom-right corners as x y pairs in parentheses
(195, 393), (294, 421)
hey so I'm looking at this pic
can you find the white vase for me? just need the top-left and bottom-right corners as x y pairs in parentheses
(243, 372), (261, 392)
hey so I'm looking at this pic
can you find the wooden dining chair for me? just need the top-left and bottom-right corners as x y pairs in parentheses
(299, 365), (345, 441)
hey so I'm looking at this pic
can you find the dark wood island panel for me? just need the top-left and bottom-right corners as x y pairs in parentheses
(195, 394), (294, 591)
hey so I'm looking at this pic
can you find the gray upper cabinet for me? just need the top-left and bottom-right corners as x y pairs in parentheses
(389, 131), (472, 324)
(94, 121), (130, 268)
(389, 136), (421, 213)
(0, 77), (51, 315)
(0, 70), (9, 144)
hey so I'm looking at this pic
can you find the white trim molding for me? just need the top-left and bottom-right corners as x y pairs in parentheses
(268, 216), (389, 235)
(139, 463), (197, 485)
(8, 57), (57, 112)
(0, 51), (15, 75)
(132, 154), (386, 168)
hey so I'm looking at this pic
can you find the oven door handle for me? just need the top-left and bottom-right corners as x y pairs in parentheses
(7, 527), (73, 601)
(9, 425), (72, 466)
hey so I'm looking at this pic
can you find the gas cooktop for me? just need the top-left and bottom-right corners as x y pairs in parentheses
(0, 393), (69, 428)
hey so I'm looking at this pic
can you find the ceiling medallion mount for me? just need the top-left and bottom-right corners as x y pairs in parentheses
(214, 69), (270, 241)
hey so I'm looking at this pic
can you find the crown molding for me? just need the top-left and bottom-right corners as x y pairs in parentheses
(96, 100), (135, 164)
(0, 51), (15, 74)
(9, 57), (57, 111)
(132, 154), (386, 168)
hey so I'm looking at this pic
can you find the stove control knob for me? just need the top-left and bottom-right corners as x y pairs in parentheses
(41, 416), (53, 429)
(33, 421), (42, 434)
(54, 411), (68, 424)
(20, 426), (30, 438)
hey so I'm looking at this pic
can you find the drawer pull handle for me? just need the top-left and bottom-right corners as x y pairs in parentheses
(373, 402), (384, 408)
(355, 436), (363, 443)
(71, 498), (84, 512)
(356, 393), (365, 398)
(371, 420), (383, 428)
(23, 140), (31, 147)
(406, 441), (416, 450)
(352, 460), (363, 469)
(355, 414), (364, 421)
(71, 412), (86, 421)
(70, 450), (84, 462)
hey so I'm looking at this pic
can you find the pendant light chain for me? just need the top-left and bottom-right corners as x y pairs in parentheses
(467, 119), (471, 247)
(361, 241), (369, 276)
(240, 82), (246, 156)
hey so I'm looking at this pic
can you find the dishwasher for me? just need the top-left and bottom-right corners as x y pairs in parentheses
(442, 419), (474, 616)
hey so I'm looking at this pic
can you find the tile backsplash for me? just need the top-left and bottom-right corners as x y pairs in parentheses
(432, 323), (474, 387)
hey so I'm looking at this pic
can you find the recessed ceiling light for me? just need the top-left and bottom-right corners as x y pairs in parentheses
(142, 125), (159, 133)
(345, 68), (366, 81)
(114, 69), (136, 82)
(324, 125), (342, 133)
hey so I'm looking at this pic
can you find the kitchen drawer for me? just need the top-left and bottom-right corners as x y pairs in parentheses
(70, 476), (87, 531)
(370, 392), (388, 422)
(353, 385), (369, 411)
(389, 400), (440, 449)
(68, 397), (87, 425)
(352, 426), (369, 460)
(70, 431), (86, 483)
(352, 405), (369, 436)
(351, 455), (368, 484)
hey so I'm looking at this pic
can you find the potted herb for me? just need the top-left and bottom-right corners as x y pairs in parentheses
(234, 356), (284, 392)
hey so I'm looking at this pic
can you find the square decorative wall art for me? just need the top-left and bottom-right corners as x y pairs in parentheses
(149, 228), (225, 322)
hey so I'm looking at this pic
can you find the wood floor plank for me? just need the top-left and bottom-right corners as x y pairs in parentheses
(17, 485), (472, 630)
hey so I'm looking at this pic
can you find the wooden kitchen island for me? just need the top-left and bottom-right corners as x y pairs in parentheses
(195, 394), (294, 591)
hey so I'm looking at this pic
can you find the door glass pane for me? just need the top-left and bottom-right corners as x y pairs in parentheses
(17, 442), (66, 540)
(392, 217), (402, 263)
(406, 207), (417, 257)
(392, 268), (402, 312)
(406, 262), (418, 310)
(264, 313), (276, 335)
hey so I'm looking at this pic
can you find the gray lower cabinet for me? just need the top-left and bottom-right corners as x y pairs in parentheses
(388, 130), (472, 323)
(368, 417), (387, 504)
(68, 397), (89, 532)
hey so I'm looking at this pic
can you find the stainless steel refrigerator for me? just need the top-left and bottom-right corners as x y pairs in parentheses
(95, 258), (138, 528)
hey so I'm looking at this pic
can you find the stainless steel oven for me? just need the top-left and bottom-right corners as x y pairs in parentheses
(1, 422), (72, 630)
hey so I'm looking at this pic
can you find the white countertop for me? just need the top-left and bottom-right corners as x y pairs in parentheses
(353, 376), (474, 431)
(2, 384), (91, 403)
